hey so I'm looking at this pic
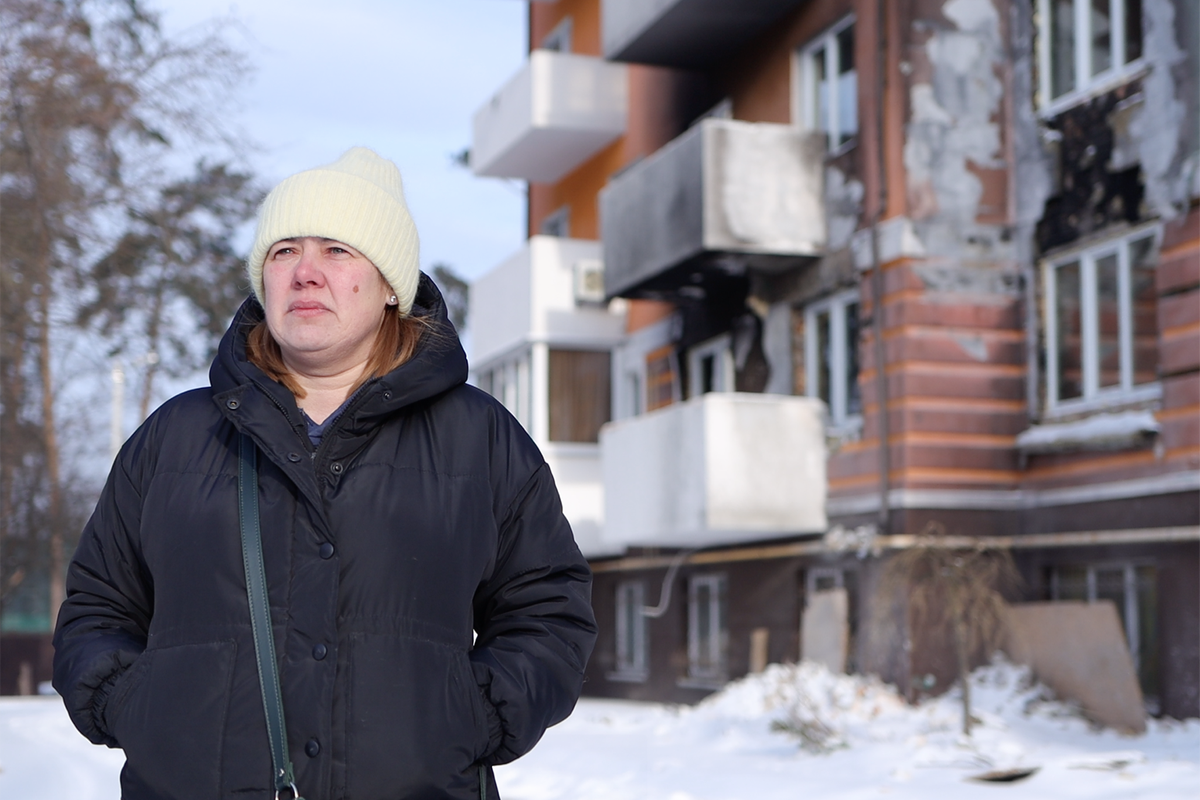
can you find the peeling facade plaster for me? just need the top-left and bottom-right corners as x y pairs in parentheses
(825, 166), (865, 251)
(1130, 0), (1192, 220)
(903, 0), (1010, 258)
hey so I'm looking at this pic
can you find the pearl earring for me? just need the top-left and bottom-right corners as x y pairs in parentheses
(388, 295), (397, 305)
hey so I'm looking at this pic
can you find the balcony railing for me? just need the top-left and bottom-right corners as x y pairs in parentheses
(600, 393), (827, 549)
(600, 118), (825, 298)
(603, 0), (807, 69)
(471, 50), (628, 183)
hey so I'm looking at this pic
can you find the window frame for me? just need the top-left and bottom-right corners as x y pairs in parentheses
(686, 573), (728, 682)
(610, 580), (649, 682)
(1035, 0), (1145, 115)
(1042, 224), (1161, 416)
(476, 349), (533, 432)
(686, 334), (734, 398)
(793, 14), (858, 155)
(804, 289), (863, 431)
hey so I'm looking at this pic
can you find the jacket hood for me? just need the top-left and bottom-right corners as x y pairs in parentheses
(211, 272), (469, 434)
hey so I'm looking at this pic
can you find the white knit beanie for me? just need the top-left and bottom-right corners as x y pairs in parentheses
(247, 147), (420, 314)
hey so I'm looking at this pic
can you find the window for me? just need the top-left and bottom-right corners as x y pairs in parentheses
(548, 349), (611, 442)
(1037, 0), (1142, 108)
(687, 574), (727, 681)
(1043, 227), (1159, 412)
(1049, 563), (1158, 705)
(539, 16), (572, 53)
(477, 352), (532, 431)
(612, 581), (648, 681)
(644, 345), (678, 412)
(540, 206), (570, 238)
(795, 17), (857, 151)
(687, 335), (733, 398)
(804, 290), (862, 429)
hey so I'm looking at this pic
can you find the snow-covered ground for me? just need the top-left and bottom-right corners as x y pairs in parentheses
(2, 661), (1196, 799)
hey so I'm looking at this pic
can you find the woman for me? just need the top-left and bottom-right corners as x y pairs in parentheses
(53, 148), (597, 799)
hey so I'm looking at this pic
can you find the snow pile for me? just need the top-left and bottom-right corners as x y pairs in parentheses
(497, 659), (1200, 800)
(3, 659), (1197, 799)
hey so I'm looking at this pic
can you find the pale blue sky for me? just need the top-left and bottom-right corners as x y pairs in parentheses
(153, 0), (529, 281)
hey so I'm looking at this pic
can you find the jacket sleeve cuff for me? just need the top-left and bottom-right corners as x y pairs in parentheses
(86, 667), (127, 748)
(473, 668), (521, 766)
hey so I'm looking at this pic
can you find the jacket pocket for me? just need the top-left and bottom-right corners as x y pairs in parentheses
(109, 640), (236, 800)
(345, 634), (487, 800)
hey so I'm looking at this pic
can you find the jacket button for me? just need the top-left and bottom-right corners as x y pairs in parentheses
(330, 462), (343, 475)
(305, 738), (320, 758)
(382, 390), (393, 400)
(287, 452), (302, 463)
(318, 542), (335, 559)
(312, 643), (327, 661)
(226, 399), (239, 410)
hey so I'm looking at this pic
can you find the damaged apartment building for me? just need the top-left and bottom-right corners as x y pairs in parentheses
(466, 0), (1199, 718)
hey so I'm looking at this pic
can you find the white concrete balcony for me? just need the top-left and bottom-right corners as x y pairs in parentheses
(600, 393), (827, 550)
(470, 236), (626, 369)
(469, 238), (627, 560)
(600, 118), (825, 299)
(603, 0), (806, 69)
(471, 50), (628, 183)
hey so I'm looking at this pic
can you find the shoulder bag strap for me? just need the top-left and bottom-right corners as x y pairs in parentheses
(238, 432), (302, 800)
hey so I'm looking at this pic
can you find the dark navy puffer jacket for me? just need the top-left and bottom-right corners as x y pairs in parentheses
(53, 276), (597, 800)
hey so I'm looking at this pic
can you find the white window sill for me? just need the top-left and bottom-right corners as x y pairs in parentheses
(1038, 61), (1148, 120)
(1017, 409), (1160, 455)
(825, 415), (864, 450)
(606, 669), (649, 684)
(1045, 382), (1162, 421)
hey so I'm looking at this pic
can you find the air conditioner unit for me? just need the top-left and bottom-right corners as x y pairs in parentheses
(573, 259), (605, 306)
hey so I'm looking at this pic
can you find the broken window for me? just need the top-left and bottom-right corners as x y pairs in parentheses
(1048, 562), (1159, 708)
(1037, 0), (1143, 107)
(548, 348), (611, 442)
(612, 581), (648, 681)
(804, 290), (862, 430)
(1043, 226), (1160, 412)
(795, 16), (857, 151)
(687, 574), (728, 681)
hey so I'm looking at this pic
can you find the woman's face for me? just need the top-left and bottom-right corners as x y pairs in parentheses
(262, 237), (394, 376)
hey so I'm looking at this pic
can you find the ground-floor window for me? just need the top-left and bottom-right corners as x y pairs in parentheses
(612, 581), (648, 681)
(687, 574), (728, 681)
(1048, 562), (1158, 706)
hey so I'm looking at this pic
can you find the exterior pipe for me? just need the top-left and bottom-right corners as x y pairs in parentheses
(869, 0), (891, 532)
(589, 526), (1200, 573)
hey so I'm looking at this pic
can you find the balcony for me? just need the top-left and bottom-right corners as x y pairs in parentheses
(471, 50), (628, 183)
(603, 0), (807, 69)
(600, 118), (825, 299)
(470, 236), (626, 369)
(600, 393), (827, 549)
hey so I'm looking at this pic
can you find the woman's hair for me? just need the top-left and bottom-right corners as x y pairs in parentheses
(246, 305), (430, 398)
